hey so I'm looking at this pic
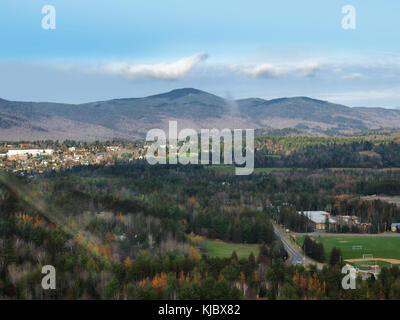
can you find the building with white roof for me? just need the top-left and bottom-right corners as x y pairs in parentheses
(298, 211), (337, 231)
(7, 149), (53, 157)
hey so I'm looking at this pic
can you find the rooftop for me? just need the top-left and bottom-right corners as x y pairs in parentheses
(298, 211), (336, 224)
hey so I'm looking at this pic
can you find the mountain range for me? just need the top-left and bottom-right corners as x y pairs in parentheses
(1, 88), (400, 141)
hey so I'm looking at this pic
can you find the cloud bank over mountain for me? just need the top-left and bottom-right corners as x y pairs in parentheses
(1, 52), (400, 107)
(98, 52), (209, 80)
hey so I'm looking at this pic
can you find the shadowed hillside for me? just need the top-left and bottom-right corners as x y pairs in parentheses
(1, 88), (400, 141)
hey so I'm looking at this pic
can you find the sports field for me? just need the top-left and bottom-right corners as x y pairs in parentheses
(347, 259), (397, 270)
(199, 239), (260, 259)
(296, 236), (400, 263)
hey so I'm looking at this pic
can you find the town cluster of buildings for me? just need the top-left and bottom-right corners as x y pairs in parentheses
(0, 143), (143, 174)
(297, 211), (373, 232)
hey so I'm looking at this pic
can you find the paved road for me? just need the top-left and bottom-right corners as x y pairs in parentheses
(273, 225), (323, 269)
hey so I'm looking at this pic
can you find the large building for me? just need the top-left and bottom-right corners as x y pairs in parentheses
(7, 149), (53, 157)
(298, 211), (363, 232)
(298, 211), (337, 231)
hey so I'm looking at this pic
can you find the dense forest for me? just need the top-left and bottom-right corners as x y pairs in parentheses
(254, 136), (400, 169)
(2, 134), (400, 299)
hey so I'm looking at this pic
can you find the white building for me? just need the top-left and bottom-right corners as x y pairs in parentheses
(298, 211), (336, 231)
(7, 149), (54, 157)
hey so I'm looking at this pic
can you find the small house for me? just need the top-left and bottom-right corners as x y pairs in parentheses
(391, 223), (400, 233)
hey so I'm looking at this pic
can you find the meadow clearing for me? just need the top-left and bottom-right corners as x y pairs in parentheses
(198, 238), (260, 259)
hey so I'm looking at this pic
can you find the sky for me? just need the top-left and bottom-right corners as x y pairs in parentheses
(0, 0), (400, 107)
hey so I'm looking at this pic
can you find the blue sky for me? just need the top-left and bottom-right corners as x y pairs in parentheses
(0, 0), (400, 107)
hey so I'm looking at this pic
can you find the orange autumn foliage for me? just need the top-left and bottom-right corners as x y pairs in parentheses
(152, 272), (168, 291)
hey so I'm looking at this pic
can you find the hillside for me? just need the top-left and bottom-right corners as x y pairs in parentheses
(1, 88), (400, 141)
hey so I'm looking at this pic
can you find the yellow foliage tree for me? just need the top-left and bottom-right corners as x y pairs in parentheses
(124, 256), (132, 268)
(307, 272), (321, 293)
(190, 247), (201, 262)
(118, 212), (124, 223)
(75, 232), (83, 246)
(177, 271), (185, 286)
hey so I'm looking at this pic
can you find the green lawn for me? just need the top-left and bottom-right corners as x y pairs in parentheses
(296, 235), (400, 261)
(199, 239), (260, 259)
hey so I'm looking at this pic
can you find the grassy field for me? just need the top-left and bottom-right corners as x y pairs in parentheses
(296, 235), (400, 261)
(199, 239), (260, 259)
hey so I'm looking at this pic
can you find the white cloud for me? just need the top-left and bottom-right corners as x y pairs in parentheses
(231, 61), (320, 78)
(99, 52), (208, 80)
(295, 62), (320, 77)
(241, 63), (289, 78)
